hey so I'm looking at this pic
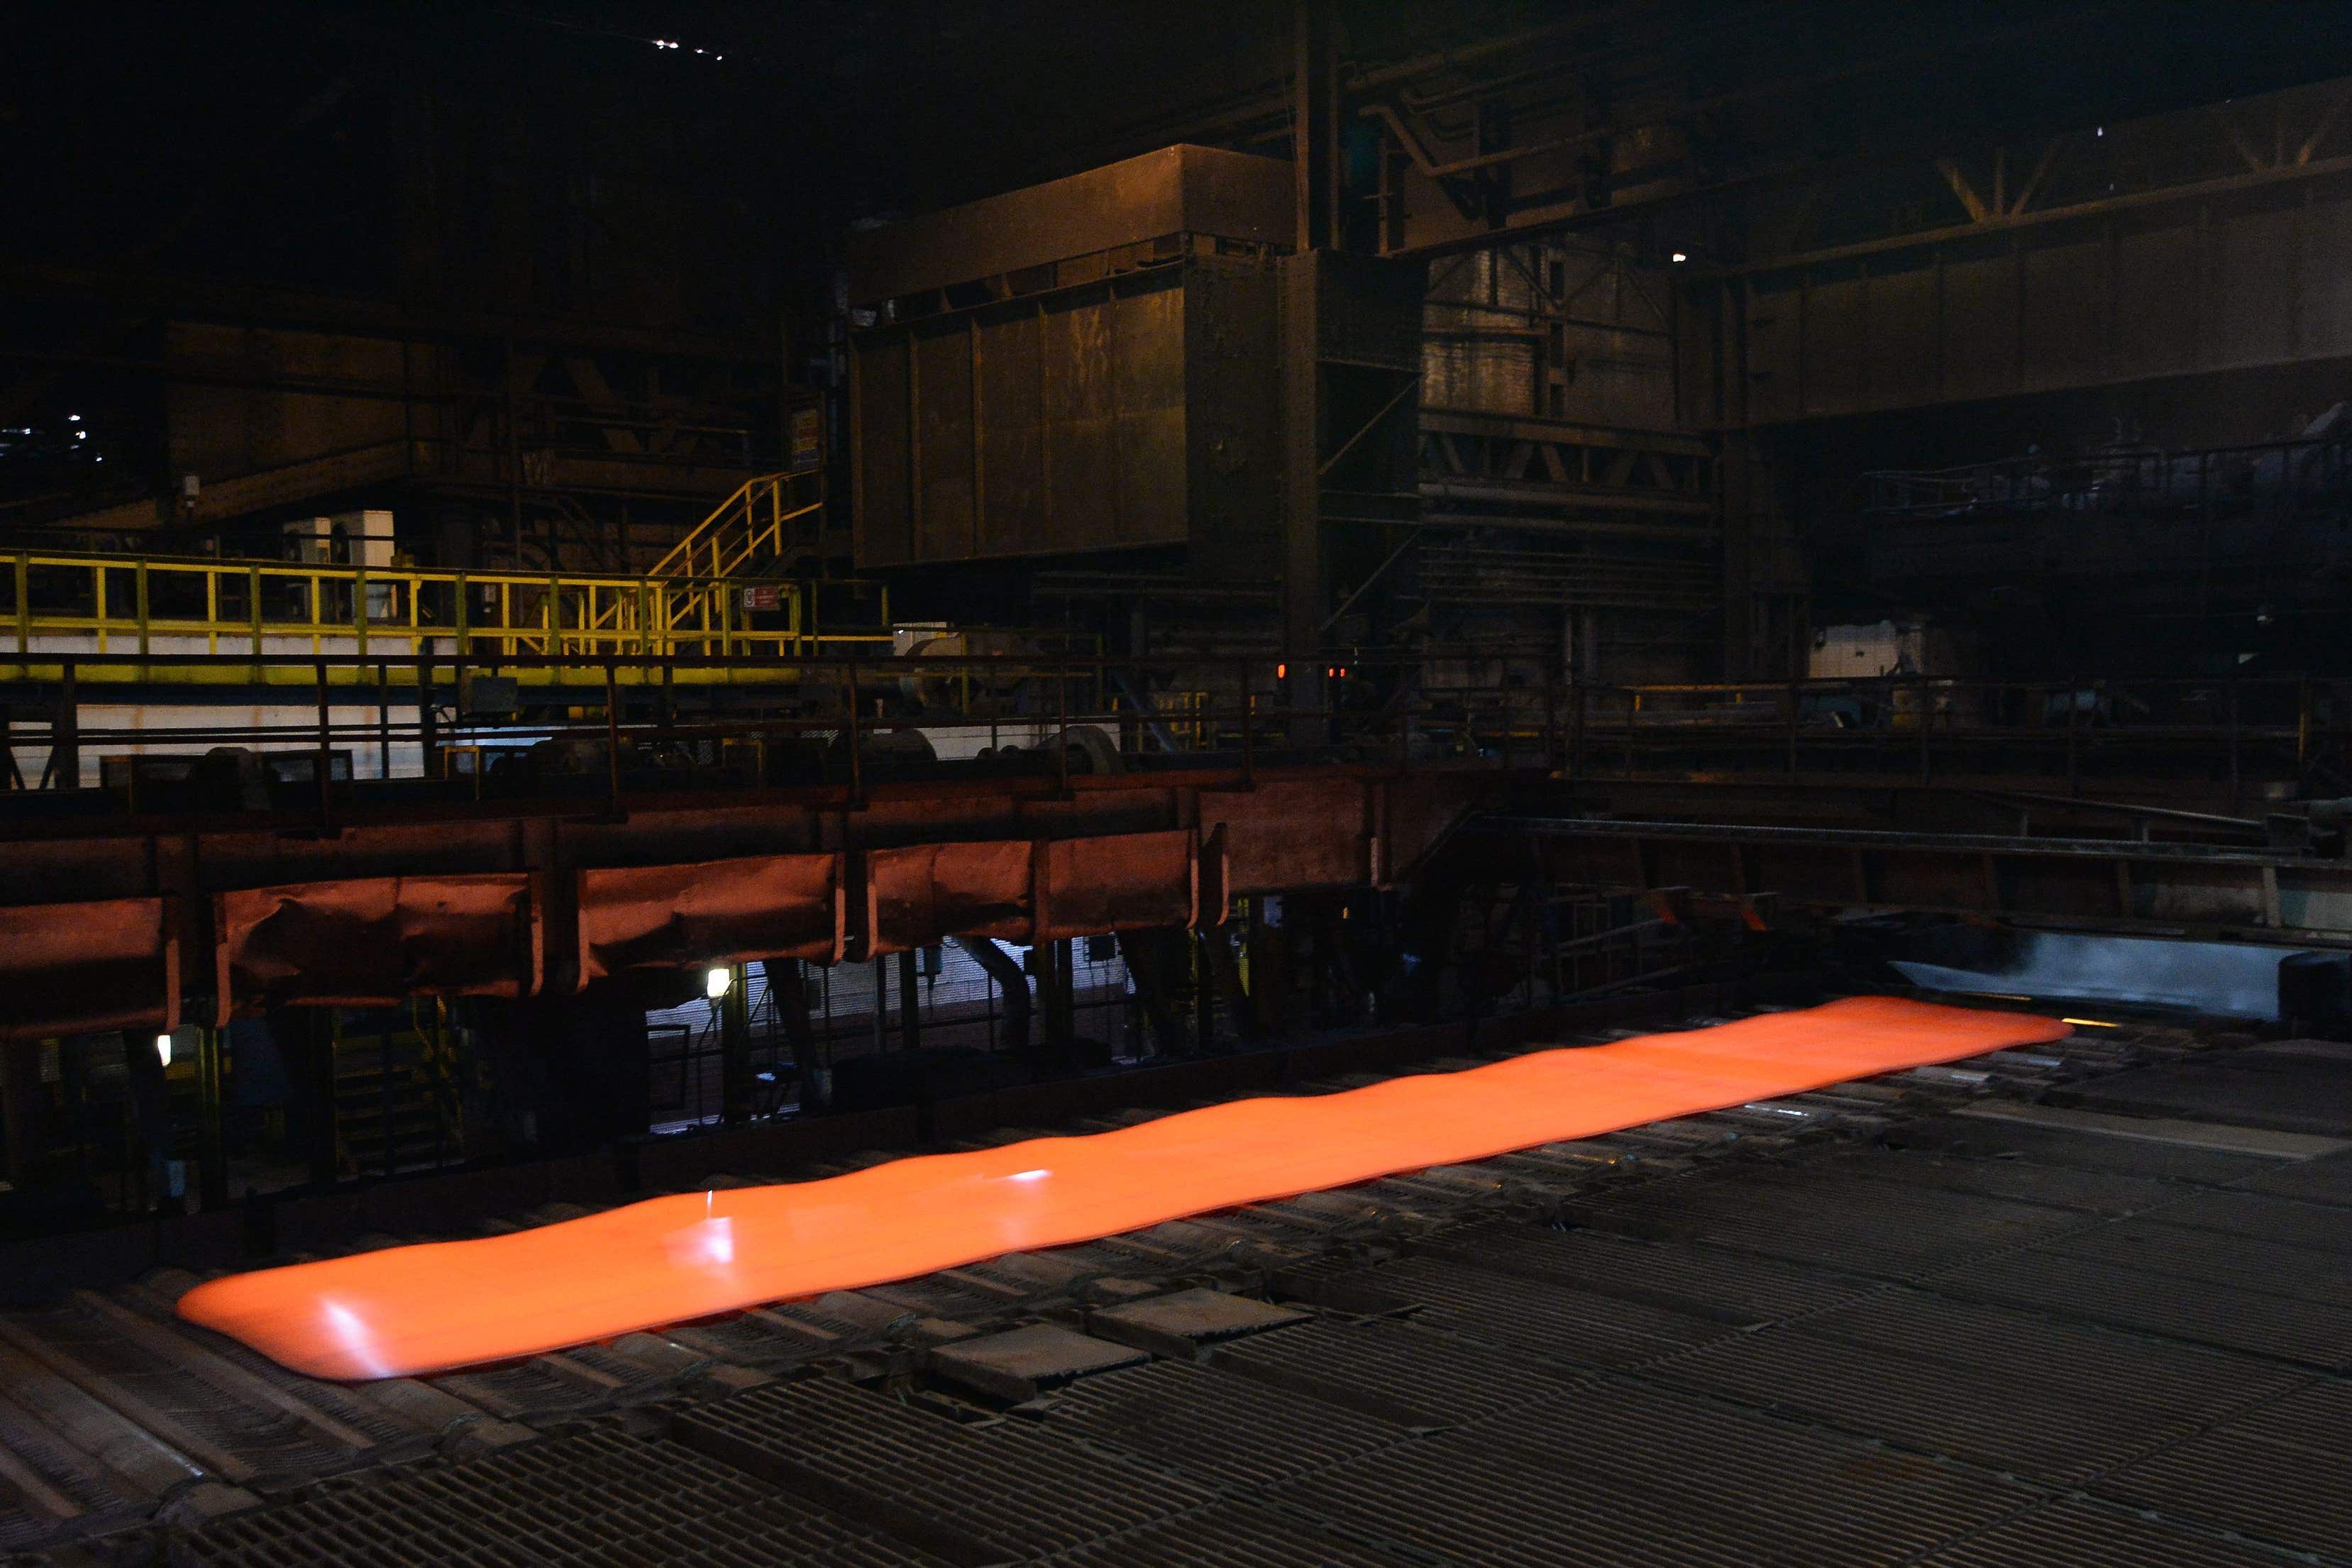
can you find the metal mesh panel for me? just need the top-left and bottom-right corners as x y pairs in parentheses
(1914, 1499), (2302, 1568)
(2237, 1147), (2352, 1205)
(1930, 1247), (2352, 1367)
(1579, 1163), (2094, 1277)
(1422, 1218), (1870, 1323)
(178, 1428), (954, 1568)
(3, 1300), (390, 1484)
(1650, 1293), (2304, 1485)
(1034, 1359), (1405, 1486)
(1032, 1500), (1417, 1567)
(1208, 1316), (1567, 1427)
(2093, 1379), (2352, 1559)
(1892, 1112), (2287, 1185)
(1276, 1382), (2033, 1568)
(1306, 1255), (1740, 1369)
(672, 1376), (1212, 1562)
(1797, 1145), (2185, 1215)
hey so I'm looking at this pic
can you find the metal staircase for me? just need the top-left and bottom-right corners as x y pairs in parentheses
(574, 470), (825, 641)
(651, 470), (825, 583)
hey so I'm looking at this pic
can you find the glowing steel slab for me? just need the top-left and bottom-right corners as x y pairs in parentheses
(178, 997), (2065, 1379)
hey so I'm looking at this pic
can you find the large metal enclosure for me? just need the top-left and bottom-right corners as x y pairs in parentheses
(850, 146), (1294, 575)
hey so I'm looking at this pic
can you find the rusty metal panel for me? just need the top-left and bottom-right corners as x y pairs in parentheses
(915, 323), (978, 560)
(854, 336), (914, 568)
(1037, 829), (1196, 940)
(862, 270), (1194, 566)
(2302, 197), (2352, 353)
(1209, 781), (1374, 892)
(1803, 272), (1865, 415)
(865, 839), (1035, 956)
(576, 854), (844, 985)
(1198, 823), (1231, 925)
(1939, 242), (2024, 403)
(2112, 221), (2200, 379)
(846, 144), (1291, 304)
(1186, 261), (1282, 580)
(1112, 281), (1189, 549)
(2021, 235), (2108, 388)
(1041, 289), (1121, 553)
(0, 896), (177, 1044)
(977, 305), (1047, 548)
(215, 873), (539, 1017)
(1868, 260), (1940, 409)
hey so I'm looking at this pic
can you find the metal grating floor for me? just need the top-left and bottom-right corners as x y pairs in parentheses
(1205, 1313), (1568, 1428)
(2092, 1377), (2352, 1560)
(1027, 1357), (1403, 1488)
(1303, 1252), (1742, 1368)
(1911, 1498), (2313, 1568)
(12, 1010), (2352, 1567)
(177, 1428), (955, 1568)
(1274, 1381), (2036, 1568)
(671, 1376), (1215, 1562)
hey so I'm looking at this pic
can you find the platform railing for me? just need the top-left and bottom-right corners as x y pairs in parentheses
(1, 546), (890, 670)
(2, 651), (2341, 813)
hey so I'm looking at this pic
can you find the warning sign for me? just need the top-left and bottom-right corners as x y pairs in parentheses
(789, 407), (823, 473)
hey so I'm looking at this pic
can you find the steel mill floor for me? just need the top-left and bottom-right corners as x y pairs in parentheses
(9, 1004), (2352, 1567)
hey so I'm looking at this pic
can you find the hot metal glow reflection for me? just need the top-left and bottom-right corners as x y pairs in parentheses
(178, 997), (2065, 1379)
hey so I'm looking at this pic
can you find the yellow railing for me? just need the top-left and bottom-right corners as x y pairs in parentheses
(583, 470), (824, 639)
(651, 470), (823, 583)
(2, 547), (890, 684)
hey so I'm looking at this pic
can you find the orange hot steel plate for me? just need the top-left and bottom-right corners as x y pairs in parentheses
(179, 996), (2067, 1379)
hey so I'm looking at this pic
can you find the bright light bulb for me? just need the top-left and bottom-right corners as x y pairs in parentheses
(155, 1033), (173, 1066)
(705, 966), (731, 1000)
(1670, 252), (1688, 263)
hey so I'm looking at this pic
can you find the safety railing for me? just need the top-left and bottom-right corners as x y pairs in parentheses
(8, 652), (2341, 812)
(648, 470), (826, 583)
(1, 546), (889, 670)
(1863, 431), (2352, 520)
(1419, 670), (2341, 802)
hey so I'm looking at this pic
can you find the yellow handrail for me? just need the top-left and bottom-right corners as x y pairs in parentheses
(647, 470), (824, 584)
(1, 547), (837, 664)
